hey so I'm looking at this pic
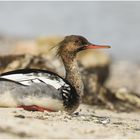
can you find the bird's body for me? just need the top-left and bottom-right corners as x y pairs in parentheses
(0, 69), (79, 113)
(0, 35), (110, 113)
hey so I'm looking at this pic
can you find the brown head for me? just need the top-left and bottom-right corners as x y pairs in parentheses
(57, 35), (111, 61)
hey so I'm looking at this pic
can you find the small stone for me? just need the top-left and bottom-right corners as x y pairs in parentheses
(96, 117), (110, 125)
(134, 128), (140, 131)
(72, 112), (79, 117)
(14, 114), (25, 119)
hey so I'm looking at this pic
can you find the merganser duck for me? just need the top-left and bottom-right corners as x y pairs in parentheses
(0, 35), (110, 113)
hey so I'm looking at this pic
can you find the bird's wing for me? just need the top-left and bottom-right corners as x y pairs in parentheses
(1, 69), (70, 90)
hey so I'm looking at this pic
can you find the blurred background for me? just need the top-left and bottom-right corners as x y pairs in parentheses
(0, 1), (139, 61)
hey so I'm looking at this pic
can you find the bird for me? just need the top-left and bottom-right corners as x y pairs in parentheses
(0, 35), (110, 114)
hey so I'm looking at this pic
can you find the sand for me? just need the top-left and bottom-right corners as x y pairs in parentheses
(0, 104), (139, 139)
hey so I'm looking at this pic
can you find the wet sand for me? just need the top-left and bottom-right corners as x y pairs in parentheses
(0, 104), (140, 139)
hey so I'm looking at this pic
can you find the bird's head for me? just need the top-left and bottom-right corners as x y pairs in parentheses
(57, 35), (111, 60)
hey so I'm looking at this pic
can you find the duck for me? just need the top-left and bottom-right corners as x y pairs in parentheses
(0, 35), (110, 114)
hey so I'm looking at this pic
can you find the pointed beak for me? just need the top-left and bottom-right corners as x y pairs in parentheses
(85, 44), (111, 49)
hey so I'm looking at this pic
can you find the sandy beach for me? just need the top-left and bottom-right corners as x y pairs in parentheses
(0, 104), (139, 139)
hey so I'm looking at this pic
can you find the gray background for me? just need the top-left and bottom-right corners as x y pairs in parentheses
(0, 1), (139, 62)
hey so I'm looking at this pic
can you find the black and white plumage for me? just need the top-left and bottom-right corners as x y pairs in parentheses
(0, 69), (79, 112)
